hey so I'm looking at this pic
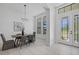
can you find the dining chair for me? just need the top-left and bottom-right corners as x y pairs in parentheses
(0, 34), (15, 51)
(27, 32), (36, 45)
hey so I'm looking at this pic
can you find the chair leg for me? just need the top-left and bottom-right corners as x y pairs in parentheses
(2, 44), (8, 51)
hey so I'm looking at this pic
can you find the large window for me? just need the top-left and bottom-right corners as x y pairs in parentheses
(58, 3), (79, 14)
(72, 4), (79, 10)
(61, 17), (69, 40)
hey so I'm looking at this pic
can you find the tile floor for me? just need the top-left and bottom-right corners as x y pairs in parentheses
(0, 39), (79, 55)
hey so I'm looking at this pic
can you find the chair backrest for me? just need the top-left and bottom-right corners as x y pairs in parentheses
(0, 34), (6, 42)
(33, 32), (36, 41)
(33, 32), (36, 37)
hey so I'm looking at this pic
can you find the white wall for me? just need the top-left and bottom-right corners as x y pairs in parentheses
(0, 4), (24, 40)
(33, 3), (63, 47)
(47, 3), (63, 47)
(47, 4), (55, 47)
(0, 3), (46, 41)
(0, 3), (64, 48)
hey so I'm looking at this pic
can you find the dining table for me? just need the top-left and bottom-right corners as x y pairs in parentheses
(11, 34), (28, 47)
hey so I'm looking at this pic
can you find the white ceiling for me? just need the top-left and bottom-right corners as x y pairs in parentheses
(2, 3), (46, 16)
(0, 3), (63, 19)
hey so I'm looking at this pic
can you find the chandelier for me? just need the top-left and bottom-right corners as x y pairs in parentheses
(21, 4), (28, 21)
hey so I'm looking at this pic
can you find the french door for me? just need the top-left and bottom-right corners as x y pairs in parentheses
(57, 10), (79, 47)
(57, 12), (73, 45)
(72, 10), (79, 47)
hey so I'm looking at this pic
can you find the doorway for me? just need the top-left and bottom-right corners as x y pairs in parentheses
(56, 3), (79, 47)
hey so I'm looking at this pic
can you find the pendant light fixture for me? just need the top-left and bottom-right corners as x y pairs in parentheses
(21, 4), (28, 21)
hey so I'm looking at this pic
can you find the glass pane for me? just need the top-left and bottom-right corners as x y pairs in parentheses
(74, 15), (79, 42)
(43, 16), (47, 34)
(37, 18), (41, 34)
(72, 3), (79, 10)
(61, 17), (69, 40)
(65, 5), (71, 12)
(58, 7), (65, 14)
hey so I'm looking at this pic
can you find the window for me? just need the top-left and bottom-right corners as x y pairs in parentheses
(58, 7), (65, 14)
(65, 5), (72, 12)
(72, 3), (79, 10)
(74, 15), (79, 42)
(43, 16), (47, 34)
(61, 17), (69, 40)
(37, 18), (41, 34)
(58, 3), (79, 14)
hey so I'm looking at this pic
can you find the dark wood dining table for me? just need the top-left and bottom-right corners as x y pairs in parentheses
(11, 34), (28, 47)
